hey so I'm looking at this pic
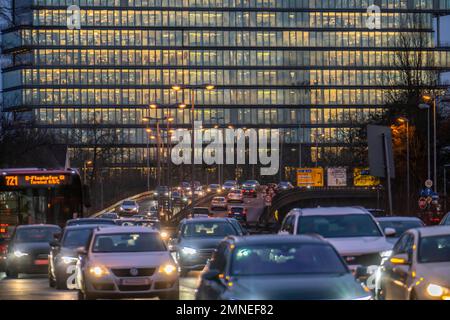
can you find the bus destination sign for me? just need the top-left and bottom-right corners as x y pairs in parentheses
(3, 174), (68, 187)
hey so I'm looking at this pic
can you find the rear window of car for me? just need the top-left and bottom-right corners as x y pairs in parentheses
(92, 233), (166, 253)
(230, 207), (244, 213)
(193, 208), (210, 215)
(14, 227), (60, 243)
(213, 197), (225, 201)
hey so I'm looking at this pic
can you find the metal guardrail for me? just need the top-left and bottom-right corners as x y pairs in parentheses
(91, 191), (155, 217)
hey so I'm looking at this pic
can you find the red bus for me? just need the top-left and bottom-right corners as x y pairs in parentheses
(0, 168), (89, 234)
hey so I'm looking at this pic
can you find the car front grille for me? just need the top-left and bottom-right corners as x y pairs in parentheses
(343, 253), (382, 266)
(118, 285), (151, 292)
(111, 268), (156, 277)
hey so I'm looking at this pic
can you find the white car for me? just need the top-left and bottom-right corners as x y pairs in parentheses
(227, 190), (244, 203)
(377, 225), (450, 300)
(118, 200), (139, 215)
(210, 197), (228, 211)
(279, 207), (395, 284)
(75, 226), (178, 300)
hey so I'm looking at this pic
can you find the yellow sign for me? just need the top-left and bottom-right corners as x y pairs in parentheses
(5, 176), (18, 186)
(353, 168), (380, 187)
(297, 168), (324, 187)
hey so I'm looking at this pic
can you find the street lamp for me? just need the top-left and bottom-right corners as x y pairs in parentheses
(397, 116), (410, 213)
(83, 160), (93, 182)
(171, 84), (215, 201)
(420, 94), (437, 192)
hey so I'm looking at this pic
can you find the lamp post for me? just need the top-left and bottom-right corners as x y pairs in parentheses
(397, 117), (410, 213)
(418, 102), (431, 182)
(421, 95), (438, 192)
(172, 84), (215, 202)
(83, 160), (93, 183)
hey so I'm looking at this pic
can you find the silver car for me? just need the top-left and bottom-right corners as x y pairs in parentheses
(75, 226), (179, 300)
(118, 200), (139, 216)
(377, 225), (450, 300)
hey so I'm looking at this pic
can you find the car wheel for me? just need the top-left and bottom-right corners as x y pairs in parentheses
(6, 267), (18, 279)
(160, 289), (180, 300)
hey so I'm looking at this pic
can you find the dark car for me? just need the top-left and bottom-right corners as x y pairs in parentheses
(66, 218), (117, 227)
(227, 206), (248, 224)
(190, 207), (211, 218)
(172, 218), (245, 277)
(207, 184), (222, 193)
(377, 216), (425, 244)
(49, 224), (114, 289)
(155, 186), (170, 199)
(5, 224), (61, 278)
(196, 235), (372, 300)
(242, 186), (257, 198)
(277, 181), (294, 191)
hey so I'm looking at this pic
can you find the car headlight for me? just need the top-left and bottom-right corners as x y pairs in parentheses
(427, 284), (449, 298)
(14, 250), (29, 258)
(165, 192), (169, 196)
(159, 264), (177, 275)
(119, 206), (124, 211)
(207, 189), (211, 192)
(181, 247), (197, 255)
(61, 256), (78, 264)
(154, 192), (159, 196)
(379, 250), (393, 258)
(160, 231), (169, 240)
(89, 265), (110, 277)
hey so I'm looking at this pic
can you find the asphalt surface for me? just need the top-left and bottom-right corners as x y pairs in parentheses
(0, 192), (265, 300)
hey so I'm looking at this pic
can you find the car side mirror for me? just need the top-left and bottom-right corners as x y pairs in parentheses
(76, 246), (87, 256)
(384, 227), (396, 237)
(202, 269), (220, 281)
(354, 266), (369, 281)
(390, 253), (411, 265)
(49, 240), (60, 248)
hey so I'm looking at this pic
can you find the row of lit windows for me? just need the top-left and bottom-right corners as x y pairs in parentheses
(35, 9), (432, 29)
(38, 126), (362, 145)
(7, 88), (388, 106)
(34, 49), (450, 68)
(20, 68), (437, 87)
(34, 107), (383, 126)
(31, 0), (441, 10)
(16, 29), (434, 48)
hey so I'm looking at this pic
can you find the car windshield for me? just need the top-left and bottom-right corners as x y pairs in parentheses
(230, 207), (244, 213)
(297, 214), (382, 238)
(213, 197), (225, 201)
(92, 233), (165, 253)
(193, 208), (210, 215)
(419, 235), (450, 263)
(15, 227), (60, 243)
(378, 220), (423, 235)
(231, 243), (347, 276)
(62, 229), (92, 248)
(122, 201), (136, 206)
(224, 181), (235, 186)
(182, 222), (237, 238)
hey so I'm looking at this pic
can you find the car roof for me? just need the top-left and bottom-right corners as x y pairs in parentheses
(64, 224), (115, 231)
(68, 218), (114, 223)
(16, 224), (60, 229)
(92, 226), (159, 234)
(377, 216), (423, 222)
(415, 225), (450, 237)
(227, 234), (327, 245)
(291, 206), (371, 216)
(182, 217), (230, 224)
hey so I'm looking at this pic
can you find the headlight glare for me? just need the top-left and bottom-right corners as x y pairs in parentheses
(379, 250), (393, 258)
(181, 247), (197, 255)
(427, 284), (446, 297)
(89, 265), (110, 277)
(159, 264), (177, 275)
(61, 256), (78, 264)
(14, 250), (29, 258)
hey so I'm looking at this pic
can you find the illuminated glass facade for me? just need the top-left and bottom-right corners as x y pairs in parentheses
(1, 0), (450, 171)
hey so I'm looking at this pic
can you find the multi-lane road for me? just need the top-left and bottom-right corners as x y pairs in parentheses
(0, 192), (265, 300)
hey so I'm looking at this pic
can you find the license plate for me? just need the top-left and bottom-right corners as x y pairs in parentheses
(34, 260), (48, 265)
(121, 278), (150, 285)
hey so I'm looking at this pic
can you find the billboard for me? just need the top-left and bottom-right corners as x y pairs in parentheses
(297, 168), (324, 187)
(353, 168), (381, 187)
(327, 168), (347, 187)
